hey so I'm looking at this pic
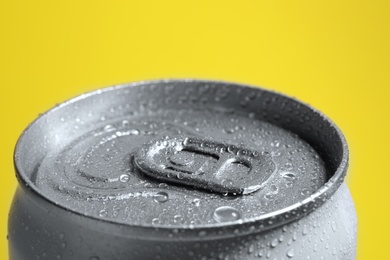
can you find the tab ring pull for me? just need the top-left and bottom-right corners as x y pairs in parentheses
(134, 136), (276, 195)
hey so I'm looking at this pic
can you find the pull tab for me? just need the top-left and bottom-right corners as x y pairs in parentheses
(134, 136), (276, 195)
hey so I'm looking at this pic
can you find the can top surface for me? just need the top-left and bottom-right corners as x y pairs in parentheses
(14, 80), (348, 237)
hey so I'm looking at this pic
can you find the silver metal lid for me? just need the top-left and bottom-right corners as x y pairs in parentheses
(14, 80), (348, 238)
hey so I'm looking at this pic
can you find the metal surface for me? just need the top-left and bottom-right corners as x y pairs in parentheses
(9, 79), (356, 259)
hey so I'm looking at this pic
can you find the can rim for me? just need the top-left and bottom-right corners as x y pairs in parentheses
(13, 79), (348, 238)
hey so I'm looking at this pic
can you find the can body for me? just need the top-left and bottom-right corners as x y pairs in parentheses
(8, 183), (356, 259)
(8, 81), (357, 260)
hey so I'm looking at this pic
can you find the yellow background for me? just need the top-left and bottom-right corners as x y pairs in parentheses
(0, 1), (389, 259)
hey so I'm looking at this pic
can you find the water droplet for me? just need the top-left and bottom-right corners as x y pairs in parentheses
(237, 149), (248, 156)
(301, 188), (311, 196)
(174, 215), (184, 224)
(152, 218), (161, 225)
(331, 221), (337, 232)
(270, 184), (278, 193)
(144, 183), (153, 188)
(89, 256), (100, 260)
(213, 206), (241, 223)
(282, 172), (296, 181)
(129, 129), (140, 135)
(158, 183), (168, 189)
(271, 238), (278, 247)
(192, 198), (201, 206)
(248, 244), (255, 254)
(223, 128), (235, 134)
(99, 209), (107, 217)
(153, 192), (169, 203)
(284, 162), (293, 170)
(302, 224), (308, 235)
(286, 248), (294, 258)
(119, 174), (130, 182)
(227, 145), (237, 153)
(221, 179), (234, 189)
(104, 125), (116, 132)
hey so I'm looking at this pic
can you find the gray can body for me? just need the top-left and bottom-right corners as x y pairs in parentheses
(9, 80), (357, 259)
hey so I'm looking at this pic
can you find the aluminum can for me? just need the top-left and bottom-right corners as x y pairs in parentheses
(9, 80), (357, 259)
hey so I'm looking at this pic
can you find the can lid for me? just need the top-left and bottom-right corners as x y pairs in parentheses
(14, 79), (348, 238)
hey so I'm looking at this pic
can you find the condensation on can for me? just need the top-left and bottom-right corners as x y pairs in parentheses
(9, 80), (357, 259)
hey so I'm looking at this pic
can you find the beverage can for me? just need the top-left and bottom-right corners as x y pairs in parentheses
(9, 80), (357, 259)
